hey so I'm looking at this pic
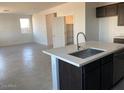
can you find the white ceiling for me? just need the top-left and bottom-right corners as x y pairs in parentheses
(0, 2), (65, 15)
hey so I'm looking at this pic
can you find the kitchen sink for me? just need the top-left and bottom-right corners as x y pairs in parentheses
(69, 48), (105, 59)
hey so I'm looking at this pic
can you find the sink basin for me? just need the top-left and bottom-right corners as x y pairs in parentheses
(69, 48), (105, 59)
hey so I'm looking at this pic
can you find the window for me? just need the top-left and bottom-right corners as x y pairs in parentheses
(20, 18), (31, 33)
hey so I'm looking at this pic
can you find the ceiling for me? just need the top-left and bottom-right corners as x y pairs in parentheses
(0, 2), (65, 15)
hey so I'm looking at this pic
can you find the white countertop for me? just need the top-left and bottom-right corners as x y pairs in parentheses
(43, 41), (124, 67)
(114, 36), (124, 39)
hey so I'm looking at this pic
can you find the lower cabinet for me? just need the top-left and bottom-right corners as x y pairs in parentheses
(59, 60), (83, 90)
(101, 62), (113, 89)
(85, 68), (100, 90)
(113, 49), (124, 85)
(101, 55), (113, 89)
(58, 54), (120, 90)
(84, 59), (101, 90)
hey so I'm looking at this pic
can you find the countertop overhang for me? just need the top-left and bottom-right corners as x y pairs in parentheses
(43, 41), (124, 67)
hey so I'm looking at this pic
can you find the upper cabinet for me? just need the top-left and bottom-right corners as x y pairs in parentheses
(96, 6), (106, 17)
(118, 3), (124, 26)
(106, 4), (118, 16)
(96, 4), (118, 18)
(96, 3), (124, 26)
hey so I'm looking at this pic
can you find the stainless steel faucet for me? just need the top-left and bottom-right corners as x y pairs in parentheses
(76, 32), (87, 50)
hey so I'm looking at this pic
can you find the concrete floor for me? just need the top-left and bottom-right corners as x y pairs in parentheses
(0, 42), (124, 90)
(0, 43), (52, 90)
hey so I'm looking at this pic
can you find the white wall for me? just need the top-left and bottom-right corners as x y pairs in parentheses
(32, 2), (85, 45)
(86, 2), (99, 41)
(99, 16), (124, 42)
(32, 13), (48, 45)
(0, 14), (33, 46)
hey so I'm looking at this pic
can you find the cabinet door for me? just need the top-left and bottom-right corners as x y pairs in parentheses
(106, 4), (117, 17)
(101, 61), (113, 89)
(84, 59), (101, 90)
(113, 49), (124, 85)
(59, 60), (83, 90)
(101, 55), (113, 89)
(118, 3), (124, 26)
(85, 68), (100, 90)
(96, 6), (106, 18)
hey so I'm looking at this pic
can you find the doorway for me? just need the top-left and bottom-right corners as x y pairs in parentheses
(46, 14), (74, 48)
(65, 16), (74, 45)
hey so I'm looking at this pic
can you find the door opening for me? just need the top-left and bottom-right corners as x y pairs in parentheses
(51, 15), (74, 48)
(65, 16), (74, 45)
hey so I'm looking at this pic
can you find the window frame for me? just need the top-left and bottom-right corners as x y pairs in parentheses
(19, 18), (31, 34)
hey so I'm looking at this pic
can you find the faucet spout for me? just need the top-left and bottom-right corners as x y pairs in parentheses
(76, 32), (87, 50)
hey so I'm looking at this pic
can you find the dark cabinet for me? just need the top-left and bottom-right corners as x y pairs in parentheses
(101, 55), (113, 89)
(96, 4), (117, 18)
(84, 60), (101, 90)
(114, 38), (124, 44)
(59, 59), (101, 90)
(113, 49), (124, 85)
(85, 68), (100, 90)
(118, 3), (124, 26)
(96, 6), (106, 18)
(96, 3), (124, 26)
(59, 60), (83, 90)
(106, 4), (118, 17)
(59, 52), (123, 90)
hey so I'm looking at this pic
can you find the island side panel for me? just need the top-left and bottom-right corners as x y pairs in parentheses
(51, 55), (60, 90)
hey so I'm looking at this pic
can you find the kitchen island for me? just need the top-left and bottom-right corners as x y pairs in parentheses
(43, 41), (124, 90)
